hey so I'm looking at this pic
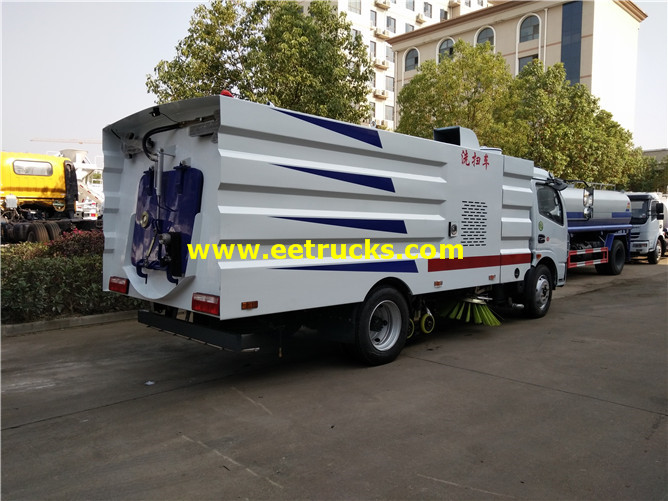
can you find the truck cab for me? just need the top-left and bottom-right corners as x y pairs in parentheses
(627, 192), (665, 264)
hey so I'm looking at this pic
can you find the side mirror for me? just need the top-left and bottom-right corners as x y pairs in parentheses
(657, 202), (664, 220)
(583, 187), (594, 209)
(583, 206), (593, 220)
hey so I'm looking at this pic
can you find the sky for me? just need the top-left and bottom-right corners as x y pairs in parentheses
(1, 0), (667, 165)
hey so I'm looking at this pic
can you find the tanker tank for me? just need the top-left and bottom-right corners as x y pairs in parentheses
(562, 187), (631, 231)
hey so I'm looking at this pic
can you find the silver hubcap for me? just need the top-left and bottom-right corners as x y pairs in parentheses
(534, 275), (550, 310)
(368, 300), (401, 351)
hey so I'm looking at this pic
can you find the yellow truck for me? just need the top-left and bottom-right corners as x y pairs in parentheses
(1, 152), (97, 242)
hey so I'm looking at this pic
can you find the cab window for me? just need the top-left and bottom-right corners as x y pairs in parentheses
(537, 185), (564, 225)
(13, 160), (53, 176)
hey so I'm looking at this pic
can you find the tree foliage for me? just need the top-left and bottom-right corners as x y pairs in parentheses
(396, 41), (645, 187)
(146, 0), (372, 123)
(396, 40), (513, 146)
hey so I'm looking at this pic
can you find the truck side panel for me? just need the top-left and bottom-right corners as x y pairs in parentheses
(103, 96), (537, 320)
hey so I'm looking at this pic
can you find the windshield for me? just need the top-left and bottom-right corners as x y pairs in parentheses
(630, 199), (649, 224)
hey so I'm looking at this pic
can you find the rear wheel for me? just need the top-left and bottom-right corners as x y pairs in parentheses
(648, 240), (661, 264)
(601, 239), (626, 275)
(353, 287), (408, 366)
(44, 222), (62, 240)
(523, 264), (553, 318)
(26, 223), (49, 243)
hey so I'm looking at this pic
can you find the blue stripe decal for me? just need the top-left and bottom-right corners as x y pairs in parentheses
(276, 109), (383, 148)
(568, 212), (630, 220)
(277, 260), (418, 273)
(569, 224), (632, 233)
(276, 164), (395, 193)
(274, 217), (407, 234)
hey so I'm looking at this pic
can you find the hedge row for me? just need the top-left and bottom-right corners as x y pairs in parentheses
(1, 230), (144, 324)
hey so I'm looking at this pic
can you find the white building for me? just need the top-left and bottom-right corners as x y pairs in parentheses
(302, 0), (491, 128)
(389, 0), (647, 133)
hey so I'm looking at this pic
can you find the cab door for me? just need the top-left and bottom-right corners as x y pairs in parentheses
(533, 183), (568, 285)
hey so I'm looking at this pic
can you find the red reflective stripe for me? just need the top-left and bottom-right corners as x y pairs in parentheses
(428, 253), (531, 272)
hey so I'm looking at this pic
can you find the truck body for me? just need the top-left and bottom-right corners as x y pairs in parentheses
(562, 185), (632, 275)
(626, 192), (665, 263)
(103, 96), (579, 364)
(0, 152), (99, 242)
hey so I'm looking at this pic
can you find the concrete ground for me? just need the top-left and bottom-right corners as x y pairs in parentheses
(2, 260), (666, 500)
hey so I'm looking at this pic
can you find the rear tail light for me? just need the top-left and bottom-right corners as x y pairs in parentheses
(192, 293), (220, 316)
(109, 276), (129, 294)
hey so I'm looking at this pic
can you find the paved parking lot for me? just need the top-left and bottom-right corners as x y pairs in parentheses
(2, 261), (666, 500)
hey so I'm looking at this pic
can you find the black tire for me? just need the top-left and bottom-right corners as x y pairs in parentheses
(44, 222), (62, 240)
(353, 287), (408, 366)
(523, 264), (553, 319)
(599, 239), (625, 275)
(26, 223), (49, 243)
(648, 240), (661, 264)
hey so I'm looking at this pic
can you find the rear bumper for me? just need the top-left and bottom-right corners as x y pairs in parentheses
(138, 310), (276, 352)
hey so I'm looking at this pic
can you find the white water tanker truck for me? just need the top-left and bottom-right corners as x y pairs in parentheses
(562, 185), (631, 275)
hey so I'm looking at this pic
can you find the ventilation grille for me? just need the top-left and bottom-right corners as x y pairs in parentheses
(461, 201), (488, 247)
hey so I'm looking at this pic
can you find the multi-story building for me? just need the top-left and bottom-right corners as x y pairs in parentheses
(388, 0), (646, 133)
(306, 0), (492, 129)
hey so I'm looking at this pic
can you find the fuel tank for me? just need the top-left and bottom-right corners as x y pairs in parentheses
(562, 187), (631, 229)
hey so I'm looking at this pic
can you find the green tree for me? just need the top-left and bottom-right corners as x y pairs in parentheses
(508, 61), (644, 186)
(396, 40), (513, 146)
(146, 0), (372, 123)
(396, 42), (645, 187)
(146, 0), (246, 102)
(628, 155), (668, 192)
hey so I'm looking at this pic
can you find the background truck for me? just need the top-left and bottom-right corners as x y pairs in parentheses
(562, 184), (632, 275)
(103, 95), (588, 365)
(1, 151), (99, 242)
(626, 192), (665, 263)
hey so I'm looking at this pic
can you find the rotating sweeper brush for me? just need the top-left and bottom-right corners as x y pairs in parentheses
(440, 297), (501, 327)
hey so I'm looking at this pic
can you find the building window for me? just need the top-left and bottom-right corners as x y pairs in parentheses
(518, 54), (538, 72)
(406, 0), (414, 11)
(438, 38), (455, 62)
(370, 40), (377, 58)
(387, 16), (396, 33)
(348, 0), (361, 15)
(370, 102), (376, 120)
(561, 1), (582, 84)
(405, 23), (414, 33)
(476, 27), (494, 47)
(477, 0), (484, 5)
(464, 0), (471, 6)
(386, 45), (395, 62)
(386, 75), (395, 92)
(385, 105), (394, 121)
(352, 28), (361, 40)
(370, 10), (377, 27)
(520, 15), (540, 42)
(424, 2), (432, 17)
(405, 48), (419, 71)
(440, 9), (448, 21)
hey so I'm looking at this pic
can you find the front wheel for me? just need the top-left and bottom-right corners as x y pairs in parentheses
(648, 240), (661, 264)
(523, 264), (553, 319)
(353, 287), (408, 366)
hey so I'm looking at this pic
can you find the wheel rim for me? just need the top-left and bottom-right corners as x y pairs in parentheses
(534, 275), (551, 310)
(367, 300), (402, 352)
